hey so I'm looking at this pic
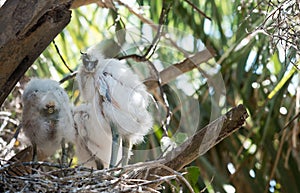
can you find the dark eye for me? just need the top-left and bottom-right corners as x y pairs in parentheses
(82, 55), (90, 65)
(81, 52), (88, 60)
(29, 90), (38, 97)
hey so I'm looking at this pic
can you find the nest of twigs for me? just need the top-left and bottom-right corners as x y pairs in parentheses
(0, 160), (194, 192)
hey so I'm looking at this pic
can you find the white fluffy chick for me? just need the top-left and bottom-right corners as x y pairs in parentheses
(22, 78), (75, 160)
(73, 103), (122, 168)
(77, 44), (153, 167)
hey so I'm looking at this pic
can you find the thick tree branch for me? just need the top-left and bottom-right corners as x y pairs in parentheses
(161, 104), (248, 171)
(123, 104), (249, 180)
(0, 0), (72, 107)
(71, 0), (113, 9)
(126, 104), (248, 183)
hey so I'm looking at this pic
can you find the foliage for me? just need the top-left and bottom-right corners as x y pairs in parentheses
(1, 0), (299, 192)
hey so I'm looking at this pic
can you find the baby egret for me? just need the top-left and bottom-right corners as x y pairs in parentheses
(77, 44), (153, 167)
(22, 78), (75, 161)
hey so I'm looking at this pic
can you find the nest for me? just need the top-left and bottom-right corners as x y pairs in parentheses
(0, 160), (194, 192)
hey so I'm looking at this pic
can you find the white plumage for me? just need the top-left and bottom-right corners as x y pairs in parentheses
(77, 44), (153, 166)
(22, 78), (75, 158)
(73, 103), (122, 168)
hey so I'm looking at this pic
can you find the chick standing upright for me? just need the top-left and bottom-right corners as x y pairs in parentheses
(77, 44), (153, 167)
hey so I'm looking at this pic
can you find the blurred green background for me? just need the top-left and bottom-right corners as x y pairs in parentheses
(1, 0), (300, 192)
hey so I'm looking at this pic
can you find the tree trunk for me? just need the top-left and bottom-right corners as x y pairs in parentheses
(0, 0), (72, 107)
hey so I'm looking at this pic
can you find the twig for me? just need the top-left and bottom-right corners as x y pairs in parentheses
(115, 0), (192, 55)
(264, 127), (287, 193)
(144, 48), (214, 91)
(183, 0), (211, 20)
(0, 159), (193, 192)
(0, 161), (66, 173)
(264, 106), (300, 192)
(115, 0), (153, 26)
(52, 40), (74, 73)
(59, 71), (77, 84)
(200, 175), (214, 192)
(117, 4), (169, 61)
(279, 112), (300, 132)
(3, 125), (22, 158)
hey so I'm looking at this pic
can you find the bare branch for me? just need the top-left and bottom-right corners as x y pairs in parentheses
(59, 71), (78, 84)
(52, 40), (73, 73)
(183, 0), (211, 20)
(144, 48), (214, 91)
(115, 0), (154, 26)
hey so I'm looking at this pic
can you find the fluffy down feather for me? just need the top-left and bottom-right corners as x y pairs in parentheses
(22, 78), (74, 157)
(73, 104), (122, 168)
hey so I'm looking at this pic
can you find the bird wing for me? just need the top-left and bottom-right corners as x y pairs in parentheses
(93, 63), (152, 142)
(96, 71), (121, 109)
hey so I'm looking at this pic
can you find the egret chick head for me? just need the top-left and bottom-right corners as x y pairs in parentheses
(80, 44), (105, 72)
(23, 79), (59, 104)
(81, 51), (98, 72)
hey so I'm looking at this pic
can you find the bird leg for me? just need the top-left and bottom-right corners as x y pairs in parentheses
(31, 143), (38, 174)
(32, 143), (38, 162)
(60, 138), (68, 166)
(122, 139), (131, 167)
(109, 122), (120, 168)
